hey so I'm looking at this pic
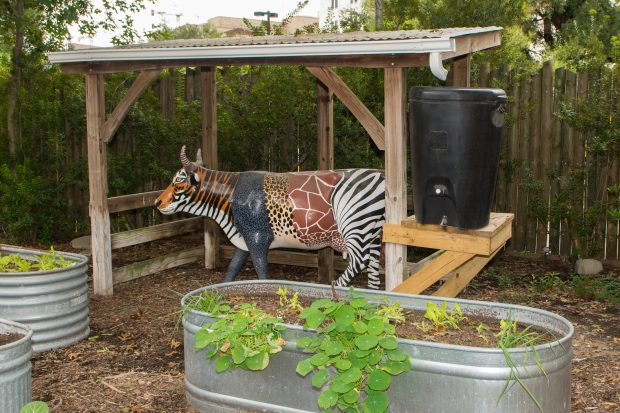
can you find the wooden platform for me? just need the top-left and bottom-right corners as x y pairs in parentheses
(383, 213), (514, 297)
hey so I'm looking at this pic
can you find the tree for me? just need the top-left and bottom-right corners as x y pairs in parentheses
(147, 22), (220, 41)
(0, 0), (152, 158)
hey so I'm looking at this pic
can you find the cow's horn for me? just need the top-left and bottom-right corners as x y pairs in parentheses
(195, 149), (204, 167)
(180, 145), (197, 172)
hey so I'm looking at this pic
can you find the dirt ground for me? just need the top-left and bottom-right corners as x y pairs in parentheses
(30, 238), (619, 413)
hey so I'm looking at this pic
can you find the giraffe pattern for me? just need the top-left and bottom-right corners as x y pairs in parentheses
(288, 171), (347, 253)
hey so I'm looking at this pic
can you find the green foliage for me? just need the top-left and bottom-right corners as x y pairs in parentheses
(0, 163), (70, 243)
(276, 287), (305, 313)
(571, 273), (620, 304)
(296, 290), (410, 413)
(147, 23), (220, 41)
(19, 401), (49, 413)
(495, 314), (547, 412)
(0, 247), (74, 272)
(193, 294), (285, 373)
(184, 289), (230, 316)
(418, 301), (466, 332)
(530, 272), (566, 294)
(487, 269), (516, 288)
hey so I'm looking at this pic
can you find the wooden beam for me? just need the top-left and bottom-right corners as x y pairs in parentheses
(101, 70), (161, 143)
(442, 31), (502, 60)
(383, 213), (514, 256)
(108, 190), (163, 213)
(112, 217), (202, 249)
(59, 54), (431, 75)
(86, 74), (113, 296)
(307, 66), (385, 150)
(113, 246), (203, 285)
(201, 66), (219, 269)
(448, 55), (471, 87)
(392, 251), (475, 294)
(383, 67), (408, 291)
(317, 79), (335, 283)
(433, 247), (502, 297)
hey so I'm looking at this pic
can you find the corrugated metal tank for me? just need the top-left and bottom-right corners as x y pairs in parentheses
(182, 281), (573, 413)
(0, 245), (90, 352)
(0, 318), (32, 413)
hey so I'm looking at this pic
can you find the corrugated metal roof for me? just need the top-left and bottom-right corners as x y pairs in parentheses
(48, 27), (501, 66)
(115, 27), (498, 49)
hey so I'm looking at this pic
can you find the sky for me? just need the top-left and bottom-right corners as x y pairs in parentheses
(73, 0), (322, 46)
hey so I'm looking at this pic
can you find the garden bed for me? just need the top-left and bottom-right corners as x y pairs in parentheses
(221, 290), (557, 348)
(24, 239), (620, 413)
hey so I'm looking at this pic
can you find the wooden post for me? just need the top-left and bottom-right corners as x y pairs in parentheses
(384, 68), (407, 291)
(449, 55), (471, 87)
(317, 79), (335, 283)
(86, 74), (113, 296)
(201, 66), (219, 269)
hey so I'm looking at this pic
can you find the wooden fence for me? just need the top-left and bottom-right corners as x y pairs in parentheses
(69, 62), (618, 263)
(474, 61), (619, 260)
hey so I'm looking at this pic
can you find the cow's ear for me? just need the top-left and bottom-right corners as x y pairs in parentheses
(189, 173), (200, 186)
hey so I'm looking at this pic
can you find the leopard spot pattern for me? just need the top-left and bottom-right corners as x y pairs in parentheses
(264, 174), (298, 239)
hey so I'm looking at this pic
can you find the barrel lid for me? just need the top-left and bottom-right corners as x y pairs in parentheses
(410, 86), (507, 102)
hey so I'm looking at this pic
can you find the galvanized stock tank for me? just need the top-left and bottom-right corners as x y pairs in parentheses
(0, 245), (90, 352)
(0, 318), (32, 413)
(182, 281), (573, 413)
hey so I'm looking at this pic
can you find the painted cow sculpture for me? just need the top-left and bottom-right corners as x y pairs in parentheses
(155, 146), (385, 288)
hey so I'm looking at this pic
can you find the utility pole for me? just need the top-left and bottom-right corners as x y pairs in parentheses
(254, 11), (278, 35)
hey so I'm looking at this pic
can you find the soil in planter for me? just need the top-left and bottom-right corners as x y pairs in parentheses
(0, 332), (24, 346)
(222, 292), (558, 348)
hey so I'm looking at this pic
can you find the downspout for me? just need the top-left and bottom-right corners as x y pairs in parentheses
(429, 52), (448, 81)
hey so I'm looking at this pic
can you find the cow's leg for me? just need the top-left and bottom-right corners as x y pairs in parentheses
(334, 243), (365, 288)
(246, 234), (272, 280)
(223, 248), (249, 283)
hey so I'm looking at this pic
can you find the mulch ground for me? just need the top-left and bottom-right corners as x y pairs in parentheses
(30, 238), (619, 412)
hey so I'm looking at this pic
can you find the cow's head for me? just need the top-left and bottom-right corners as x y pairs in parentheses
(155, 146), (204, 214)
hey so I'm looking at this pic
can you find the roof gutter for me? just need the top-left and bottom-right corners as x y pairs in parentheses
(47, 37), (457, 65)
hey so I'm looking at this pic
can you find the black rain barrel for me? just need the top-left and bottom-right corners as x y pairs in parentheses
(409, 87), (507, 229)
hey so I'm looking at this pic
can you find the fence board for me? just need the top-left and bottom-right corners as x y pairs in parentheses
(552, 68), (568, 256)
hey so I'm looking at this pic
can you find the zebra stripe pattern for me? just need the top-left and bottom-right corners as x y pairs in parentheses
(167, 169), (244, 246)
(330, 169), (385, 289)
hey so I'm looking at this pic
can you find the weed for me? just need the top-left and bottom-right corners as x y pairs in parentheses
(530, 272), (566, 294)
(475, 322), (491, 344)
(495, 314), (547, 412)
(418, 301), (466, 333)
(571, 273), (620, 304)
(486, 269), (514, 288)
(276, 287), (304, 313)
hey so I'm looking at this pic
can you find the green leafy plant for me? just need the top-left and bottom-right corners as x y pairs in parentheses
(194, 298), (285, 373)
(418, 301), (466, 333)
(0, 248), (75, 272)
(183, 289), (230, 316)
(20, 401), (49, 413)
(530, 272), (566, 294)
(475, 322), (491, 344)
(495, 314), (547, 412)
(276, 287), (304, 313)
(571, 273), (620, 304)
(295, 289), (410, 413)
